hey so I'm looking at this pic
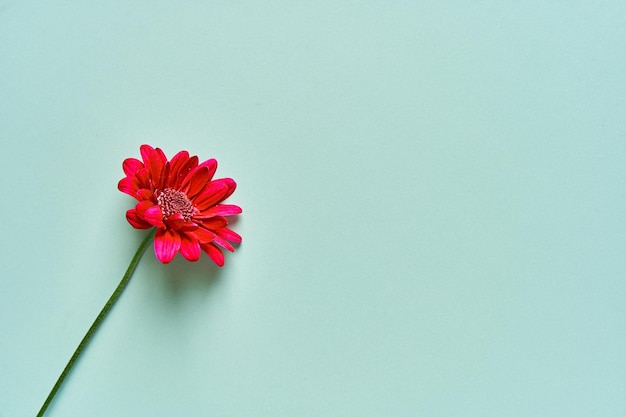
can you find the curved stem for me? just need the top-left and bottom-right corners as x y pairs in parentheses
(36, 228), (156, 417)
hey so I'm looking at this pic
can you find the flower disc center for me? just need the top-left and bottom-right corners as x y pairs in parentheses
(157, 188), (194, 221)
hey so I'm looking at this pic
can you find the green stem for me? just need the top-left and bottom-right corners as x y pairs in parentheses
(36, 228), (156, 417)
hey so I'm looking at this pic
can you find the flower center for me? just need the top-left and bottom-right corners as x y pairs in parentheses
(157, 188), (194, 221)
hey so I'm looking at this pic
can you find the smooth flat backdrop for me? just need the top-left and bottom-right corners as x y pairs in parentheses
(1, 2), (625, 416)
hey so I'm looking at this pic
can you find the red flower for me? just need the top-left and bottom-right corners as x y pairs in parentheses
(118, 145), (242, 266)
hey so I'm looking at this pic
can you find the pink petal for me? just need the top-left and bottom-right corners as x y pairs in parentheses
(201, 242), (224, 267)
(144, 205), (165, 228)
(164, 213), (190, 230)
(154, 229), (181, 263)
(180, 233), (201, 261)
(178, 222), (200, 232)
(122, 158), (143, 176)
(135, 200), (155, 216)
(126, 209), (152, 229)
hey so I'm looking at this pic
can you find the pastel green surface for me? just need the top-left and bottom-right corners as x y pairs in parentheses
(1, 2), (625, 416)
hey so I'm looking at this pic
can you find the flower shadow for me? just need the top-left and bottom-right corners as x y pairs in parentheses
(129, 227), (240, 312)
(131, 236), (223, 309)
(159, 255), (223, 298)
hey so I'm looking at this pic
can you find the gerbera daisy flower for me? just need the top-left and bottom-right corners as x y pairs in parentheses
(118, 144), (241, 266)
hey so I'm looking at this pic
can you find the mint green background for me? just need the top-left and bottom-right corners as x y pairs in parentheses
(1, 2), (626, 416)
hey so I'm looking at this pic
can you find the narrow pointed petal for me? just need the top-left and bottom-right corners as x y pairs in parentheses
(157, 161), (171, 190)
(201, 243), (224, 267)
(179, 159), (215, 190)
(194, 227), (216, 243)
(216, 227), (242, 243)
(220, 178), (237, 201)
(168, 150), (190, 185)
(126, 209), (152, 229)
(181, 166), (210, 198)
(195, 216), (228, 230)
(132, 167), (151, 190)
(139, 144), (156, 165)
(140, 144), (164, 185)
(199, 204), (242, 218)
(154, 229), (181, 263)
(180, 233), (201, 261)
(144, 205), (165, 228)
(198, 158), (218, 181)
(172, 155), (198, 189)
(213, 235), (234, 252)
(194, 181), (229, 210)
(123, 158), (144, 176)
(199, 178), (237, 206)
(155, 147), (167, 165)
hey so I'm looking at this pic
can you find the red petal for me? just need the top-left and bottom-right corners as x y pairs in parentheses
(216, 227), (242, 243)
(199, 204), (242, 217)
(118, 177), (138, 198)
(197, 216), (228, 230)
(213, 235), (234, 252)
(181, 166), (210, 198)
(168, 150), (189, 186)
(193, 181), (229, 210)
(140, 145), (165, 186)
(135, 188), (153, 200)
(155, 147), (167, 164)
(180, 233), (201, 261)
(157, 161), (171, 190)
(172, 155), (198, 189)
(135, 168), (151, 189)
(123, 158), (143, 176)
(154, 229), (180, 263)
(194, 227), (216, 243)
(201, 243), (224, 267)
(126, 209), (152, 229)
(139, 144), (156, 164)
(198, 158), (218, 181)
(220, 178), (237, 201)
(144, 205), (165, 228)
(198, 178), (236, 207)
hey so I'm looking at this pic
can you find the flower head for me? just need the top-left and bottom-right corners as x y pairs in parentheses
(118, 145), (242, 266)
